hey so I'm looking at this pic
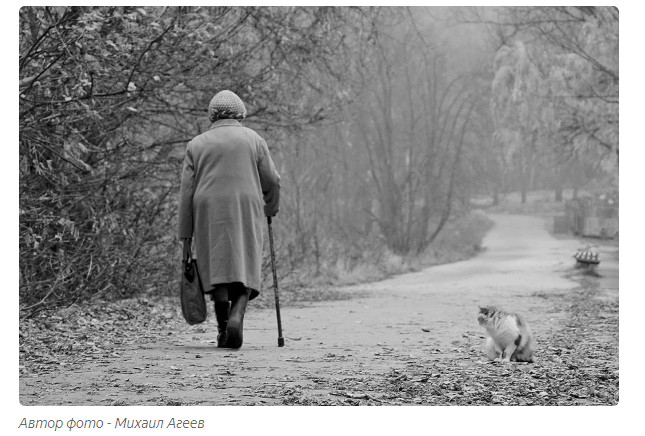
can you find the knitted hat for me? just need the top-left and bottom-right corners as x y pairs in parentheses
(208, 90), (246, 122)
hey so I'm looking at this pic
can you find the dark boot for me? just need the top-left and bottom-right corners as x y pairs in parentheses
(226, 287), (249, 349)
(214, 301), (230, 348)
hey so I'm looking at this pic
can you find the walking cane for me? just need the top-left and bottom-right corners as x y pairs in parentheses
(267, 216), (285, 347)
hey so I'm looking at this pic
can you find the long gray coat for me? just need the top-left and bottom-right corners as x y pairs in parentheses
(177, 119), (280, 299)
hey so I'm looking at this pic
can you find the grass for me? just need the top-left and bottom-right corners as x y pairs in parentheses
(416, 210), (494, 267)
(252, 210), (495, 308)
(351, 211), (495, 278)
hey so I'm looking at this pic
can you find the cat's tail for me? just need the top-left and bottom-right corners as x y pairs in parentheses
(513, 341), (535, 363)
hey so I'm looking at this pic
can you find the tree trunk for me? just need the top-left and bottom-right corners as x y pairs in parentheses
(519, 163), (528, 204)
(555, 186), (563, 202)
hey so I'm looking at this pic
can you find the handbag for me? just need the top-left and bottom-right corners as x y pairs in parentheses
(180, 251), (207, 325)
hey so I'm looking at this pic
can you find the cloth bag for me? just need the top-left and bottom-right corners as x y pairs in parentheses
(180, 252), (207, 325)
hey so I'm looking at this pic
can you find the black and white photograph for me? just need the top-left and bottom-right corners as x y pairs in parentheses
(12, 2), (635, 433)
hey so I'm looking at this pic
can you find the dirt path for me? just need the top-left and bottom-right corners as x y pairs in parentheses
(20, 213), (616, 406)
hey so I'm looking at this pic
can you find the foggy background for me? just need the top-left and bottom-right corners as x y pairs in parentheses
(19, 6), (618, 314)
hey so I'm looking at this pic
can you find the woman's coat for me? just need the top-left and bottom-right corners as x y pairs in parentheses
(177, 119), (280, 299)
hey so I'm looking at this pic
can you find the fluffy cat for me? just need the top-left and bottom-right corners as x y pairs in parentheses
(477, 306), (535, 363)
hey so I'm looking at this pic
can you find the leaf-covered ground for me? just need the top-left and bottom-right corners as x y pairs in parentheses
(19, 277), (617, 406)
(19, 298), (171, 375)
(19, 214), (618, 407)
(18, 284), (353, 376)
(232, 284), (618, 406)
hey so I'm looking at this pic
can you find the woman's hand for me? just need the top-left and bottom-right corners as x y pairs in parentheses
(182, 238), (192, 260)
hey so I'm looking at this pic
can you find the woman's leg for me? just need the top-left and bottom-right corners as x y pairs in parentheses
(226, 284), (251, 348)
(211, 285), (230, 347)
(210, 285), (229, 303)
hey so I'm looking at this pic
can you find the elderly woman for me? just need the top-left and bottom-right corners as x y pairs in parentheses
(177, 90), (281, 349)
